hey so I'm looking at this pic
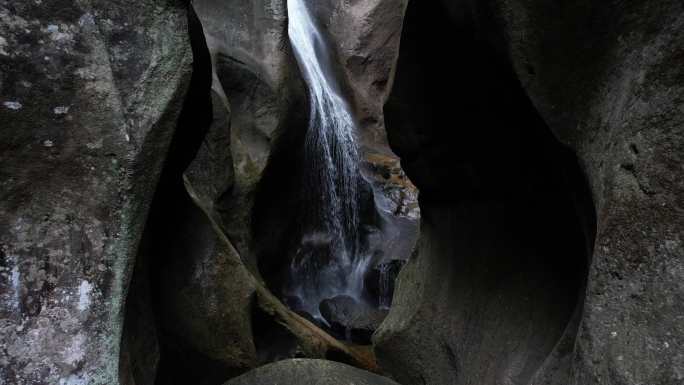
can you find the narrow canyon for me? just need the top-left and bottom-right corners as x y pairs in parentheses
(0, 1), (682, 385)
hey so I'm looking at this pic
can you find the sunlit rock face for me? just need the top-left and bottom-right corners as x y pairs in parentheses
(0, 1), (193, 384)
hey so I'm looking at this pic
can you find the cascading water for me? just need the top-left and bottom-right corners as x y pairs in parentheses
(286, 0), (371, 318)
(378, 263), (392, 310)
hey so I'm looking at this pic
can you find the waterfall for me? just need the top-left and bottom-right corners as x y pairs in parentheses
(378, 263), (392, 310)
(286, 0), (369, 318)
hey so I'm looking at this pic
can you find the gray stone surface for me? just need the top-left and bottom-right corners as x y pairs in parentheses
(0, 1), (192, 384)
(375, 0), (684, 384)
(193, 0), (303, 270)
(156, 84), (258, 376)
(224, 359), (400, 385)
(486, 0), (684, 383)
(309, 0), (408, 151)
(148, 0), (299, 377)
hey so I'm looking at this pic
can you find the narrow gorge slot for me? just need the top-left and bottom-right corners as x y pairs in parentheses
(4, 0), (682, 383)
(119, 1), (595, 384)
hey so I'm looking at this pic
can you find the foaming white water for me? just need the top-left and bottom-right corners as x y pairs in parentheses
(286, 0), (367, 317)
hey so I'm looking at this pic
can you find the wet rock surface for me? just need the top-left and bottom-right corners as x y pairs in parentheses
(364, 259), (406, 308)
(224, 358), (399, 385)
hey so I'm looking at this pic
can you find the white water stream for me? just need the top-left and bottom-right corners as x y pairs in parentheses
(286, 0), (371, 318)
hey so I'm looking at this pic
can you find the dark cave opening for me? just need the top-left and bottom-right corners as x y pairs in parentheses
(377, 0), (596, 383)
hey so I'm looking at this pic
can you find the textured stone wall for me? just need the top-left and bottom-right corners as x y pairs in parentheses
(0, 1), (192, 384)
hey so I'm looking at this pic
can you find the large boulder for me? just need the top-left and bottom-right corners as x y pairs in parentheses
(224, 359), (400, 385)
(0, 1), (193, 384)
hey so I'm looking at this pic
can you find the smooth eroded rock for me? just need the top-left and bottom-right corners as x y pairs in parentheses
(320, 295), (388, 344)
(485, 0), (684, 383)
(375, 1), (593, 384)
(0, 1), (193, 384)
(224, 359), (399, 385)
(376, 0), (683, 384)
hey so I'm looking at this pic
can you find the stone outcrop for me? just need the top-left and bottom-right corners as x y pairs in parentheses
(0, 1), (193, 384)
(224, 359), (400, 385)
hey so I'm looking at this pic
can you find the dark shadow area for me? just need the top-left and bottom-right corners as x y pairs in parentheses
(120, 5), (230, 385)
(249, 96), (308, 289)
(250, 301), (303, 364)
(377, 0), (596, 383)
